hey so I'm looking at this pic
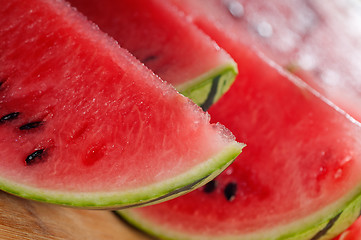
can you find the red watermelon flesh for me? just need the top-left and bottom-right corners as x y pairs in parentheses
(169, 0), (361, 121)
(119, 10), (361, 240)
(0, 0), (243, 208)
(67, 0), (237, 109)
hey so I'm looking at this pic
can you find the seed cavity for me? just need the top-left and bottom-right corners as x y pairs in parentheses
(83, 144), (106, 166)
(0, 77), (7, 88)
(25, 149), (46, 165)
(203, 180), (217, 193)
(19, 121), (43, 130)
(224, 182), (237, 201)
(143, 55), (157, 63)
(0, 112), (20, 123)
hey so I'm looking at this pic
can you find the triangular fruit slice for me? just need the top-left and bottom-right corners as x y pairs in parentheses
(118, 13), (361, 240)
(68, 0), (237, 110)
(0, 0), (243, 209)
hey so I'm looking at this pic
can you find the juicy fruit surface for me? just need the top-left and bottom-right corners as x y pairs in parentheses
(243, 0), (361, 123)
(120, 24), (361, 239)
(68, 0), (237, 108)
(171, 0), (361, 121)
(0, 0), (242, 207)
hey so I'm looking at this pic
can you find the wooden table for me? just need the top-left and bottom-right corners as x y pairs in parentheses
(0, 191), (153, 240)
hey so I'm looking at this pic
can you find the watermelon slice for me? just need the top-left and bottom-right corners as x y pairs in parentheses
(168, 0), (361, 119)
(67, 0), (237, 110)
(0, 0), (243, 209)
(118, 6), (361, 239)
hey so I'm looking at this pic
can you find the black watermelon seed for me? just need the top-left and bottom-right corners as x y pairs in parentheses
(25, 149), (45, 165)
(224, 182), (237, 201)
(203, 180), (217, 193)
(0, 112), (20, 123)
(19, 121), (43, 130)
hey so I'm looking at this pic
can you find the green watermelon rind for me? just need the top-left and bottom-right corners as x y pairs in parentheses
(177, 63), (238, 110)
(0, 142), (243, 209)
(118, 186), (361, 240)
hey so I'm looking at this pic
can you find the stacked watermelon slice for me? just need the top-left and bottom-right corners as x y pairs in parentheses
(112, 0), (361, 240)
(68, 0), (238, 110)
(2, 0), (361, 239)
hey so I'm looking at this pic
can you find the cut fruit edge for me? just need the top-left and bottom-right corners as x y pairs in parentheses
(0, 142), (243, 210)
(66, 0), (238, 110)
(176, 64), (238, 110)
(118, 184), (361, 240)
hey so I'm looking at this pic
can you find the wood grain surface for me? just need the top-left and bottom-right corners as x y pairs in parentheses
(0, 191), (153, 240)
